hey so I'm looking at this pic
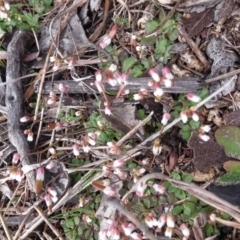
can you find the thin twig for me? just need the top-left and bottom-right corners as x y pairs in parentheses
(34, 206), (64, 240)
(0, 212), (12, 240)
(117, 111), (153, 147)
(178, 24), (209, 68)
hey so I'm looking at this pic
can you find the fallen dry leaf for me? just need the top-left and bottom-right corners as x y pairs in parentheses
(182, 8), (214, 38)
(188, 133), (228, 172)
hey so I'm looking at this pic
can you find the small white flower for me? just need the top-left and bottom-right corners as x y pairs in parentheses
(166, 214), (175, 228)
(199, 133), (210, 142)
(103, 186), (116, 196)
(162, 67), (173, 80)
(165, 227), (173, 238)
(180, 111), (188, 123)
(161, 113), (171, 125)
(154, 87), (164, 97)
(187, 93), (201, 103)
(109, 64), (117, 72)
(191, 112), (199, 122)
(200, 125), (211, 133)
(149, 67), (161, 82)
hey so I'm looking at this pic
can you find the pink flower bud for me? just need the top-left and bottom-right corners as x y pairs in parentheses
(88, 133), (97, 146)
(46, 161), (55, 169)
(36, 167), (45, 181)
(166, 214), (175, 228)
(81, 140), (90, 153)
(162, 77), (173, 87)
(162, 67), (173, 80)
(99, 35), (111, 49)
(149, 67), (161, 82)
(180, 111), (188, 123)
(161, 112), (171, 125)
(145, 213), (158, 228)
(55, 122), (64, 131)
(113, 159), (125, 167)
(187, 93), (201, 103)
(47, 187), (57, 197)
(136, 182), (146, 197)
(27, 131), (34, 141)
(158, 214), (167, 228)
(72, 144), (80, 156)
(130, 232), (142, 240)
(122, 223), (136, 236)
(180, 223), (190, 237)
(20, 116), (30, 122)
(153, 183), (166, 194)
(12, 153), (20, 165)
(191, 111), (199, 122)
(57, 83), (67, 93)
(4, 1), (10, 11)
(103, 186), (116, 196)
(44, 194), (53, 212)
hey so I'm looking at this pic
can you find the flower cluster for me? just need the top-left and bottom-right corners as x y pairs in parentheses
(198, 124), (211, 142)
(148, 66), (174, 100)
(94, 68), (129, 115)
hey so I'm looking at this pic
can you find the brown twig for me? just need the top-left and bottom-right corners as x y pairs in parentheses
(34, 206), (64, 240)
(178, 24), (209, 68)
(0, 212), (12, 240)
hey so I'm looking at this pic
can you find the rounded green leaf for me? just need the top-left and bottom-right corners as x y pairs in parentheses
(215, 126), (240, 160)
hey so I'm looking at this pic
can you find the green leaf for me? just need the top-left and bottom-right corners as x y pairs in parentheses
(182, 125), (191, 131)
(43, 0), (53, 6)
(182, 172), (193, 183)
(217, 172), (240, 183)
(215, 126), (240, 159)
(223, 160), (240, 173)
(158, 7), (166, 22)
(78, 227), (83, 236)
(141, 36), (156, 46)
(189, 120), (200, 130)
(179, 129), (191, 140)
(74, 216), (80, 225)
(204, 223), (215, 237)
(130, 64), (143, 78)
(137, 109), (146, 120)
(167, 28), (179, 41)
(155, 38), (168, 54)
(145, 20), (159, 33)
(65, 219), (75, 228)
(174, 189), (186, 200)
(171, 205), (183, 215)
(122, 56), (137, 72)
(141, 58), (150, 69)
(183, 201), (196, 215)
